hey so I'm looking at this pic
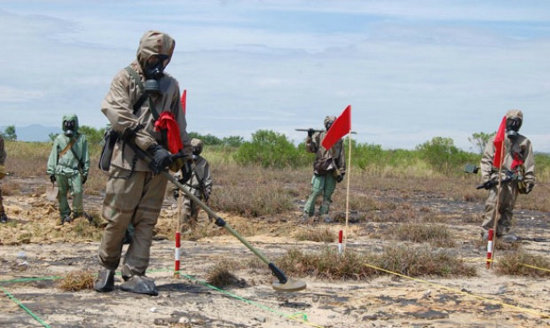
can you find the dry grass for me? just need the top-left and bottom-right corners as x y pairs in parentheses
(293, 227), (336, 243)
(58, 269), (95, 291)
(276, 245), (476, 280)
(393, 223), (456, 248)
(496, 250), (550, 277)
(206, 260), (245, 289)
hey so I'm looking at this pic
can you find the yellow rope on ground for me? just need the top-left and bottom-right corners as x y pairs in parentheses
(363, 263), (549, 319)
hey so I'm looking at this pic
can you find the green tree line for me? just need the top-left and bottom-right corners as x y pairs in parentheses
(4, 125), (550, 178)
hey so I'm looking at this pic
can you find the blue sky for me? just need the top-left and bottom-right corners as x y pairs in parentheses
(1, 0), (549, 151)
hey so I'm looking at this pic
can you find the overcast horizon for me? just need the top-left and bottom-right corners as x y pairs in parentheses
(1, 1), (549, 152)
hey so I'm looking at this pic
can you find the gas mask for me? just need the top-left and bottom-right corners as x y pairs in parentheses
(324, 116), (336, 131)
(63, 120), (76, 137)
(506, 117), (521, 140)
(143, 54), (169, 93)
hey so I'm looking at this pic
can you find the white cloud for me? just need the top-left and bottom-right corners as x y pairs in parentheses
(0, 1), (549, 152)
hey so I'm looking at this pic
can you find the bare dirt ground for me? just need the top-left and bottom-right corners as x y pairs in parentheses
(1, 176), (550, 328)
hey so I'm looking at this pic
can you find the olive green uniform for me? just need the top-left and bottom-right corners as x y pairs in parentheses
(303, 125), (346, 217)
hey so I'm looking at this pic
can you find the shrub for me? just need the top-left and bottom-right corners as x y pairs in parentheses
(234, 130), (305, 168)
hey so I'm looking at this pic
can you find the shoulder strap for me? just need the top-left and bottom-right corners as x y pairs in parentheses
(69, 135), (84, 170)
(58, 138), (77, 158)
(124, 66), (155, 117)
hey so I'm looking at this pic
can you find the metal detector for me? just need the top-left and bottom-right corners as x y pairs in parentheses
(127, 141), (307, 292)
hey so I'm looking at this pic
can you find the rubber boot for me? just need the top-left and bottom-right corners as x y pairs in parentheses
(94, 269), (115, 292)
(120, 275), (158, 296)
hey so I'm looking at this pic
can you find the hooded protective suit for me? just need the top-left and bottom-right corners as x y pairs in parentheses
(303, 116), (346, 218)
(480, 109), (535, 237)
(47, 114), (90, 222)
(97, 30), (192, 293)
(179, 138), (213, 230)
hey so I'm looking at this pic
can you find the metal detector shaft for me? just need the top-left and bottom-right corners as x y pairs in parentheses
(126, 141), (288, 284)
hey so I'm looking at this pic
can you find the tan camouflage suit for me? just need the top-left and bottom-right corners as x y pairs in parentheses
(179, 139), (213, 230)
(0, 135), (7, 223)
(480, 109), (535, 237)
(303, 116), (346, 219)
(96, 30), (192, 293)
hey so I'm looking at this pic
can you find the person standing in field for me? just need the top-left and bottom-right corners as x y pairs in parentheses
(46, 114), (91, 225)
(302, 116), (346, 222)
(175, 138), (213, 232)
(479, 109), (535, 241)
(0, 135), (8, 223)
(94, 30), (192, 296)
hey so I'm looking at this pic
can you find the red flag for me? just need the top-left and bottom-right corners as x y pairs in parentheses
(180, 89), (187, 115)
(493, 116), (506, 168)
(155, 112), (183, 154)
(322, 105), (351, 149)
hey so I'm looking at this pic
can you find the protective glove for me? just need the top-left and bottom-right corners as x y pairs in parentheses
(147, 144), (173, 174)
(82, 175), (87, 184)
(307, 128), (314, 138)
(525, 183), (534, 194)
(336, 173), (344, 183)
(50, 175), (56, 183)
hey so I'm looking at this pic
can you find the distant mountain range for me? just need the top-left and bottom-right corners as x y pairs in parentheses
(1, 124), (60, 142)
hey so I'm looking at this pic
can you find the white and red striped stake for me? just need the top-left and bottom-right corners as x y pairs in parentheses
(486, 229), (494, 269)
(174, 231), (181, 277)
(338, 230), (343, 255)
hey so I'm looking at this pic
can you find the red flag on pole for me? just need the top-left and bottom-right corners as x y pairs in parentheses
(493, 116), (506, 168)
(180, 89), (187, 115)
(322, 105), (351, 150)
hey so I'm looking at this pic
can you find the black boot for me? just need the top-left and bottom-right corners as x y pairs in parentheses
(94, 269), (115, 292)
(0, 213), (7, 223)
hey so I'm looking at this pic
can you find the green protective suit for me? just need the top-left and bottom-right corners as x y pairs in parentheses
(98, 30), (192, 279)
(46, 114), (90, 219)
(480, 110), (535, 237)
(303, 125), (346, 217)
(0, 135), (6, 216)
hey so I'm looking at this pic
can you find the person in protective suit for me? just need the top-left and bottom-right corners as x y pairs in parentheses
(0, 135), (8, 223)
(174, 138), (213, 232)
(480, 109), (535, 241)
(94, 30), (192, 296)
(46, 114), (91, 225)
(302, 116), (346, 221)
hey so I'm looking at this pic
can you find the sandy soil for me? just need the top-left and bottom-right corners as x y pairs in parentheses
(1, 177), (550, 328)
